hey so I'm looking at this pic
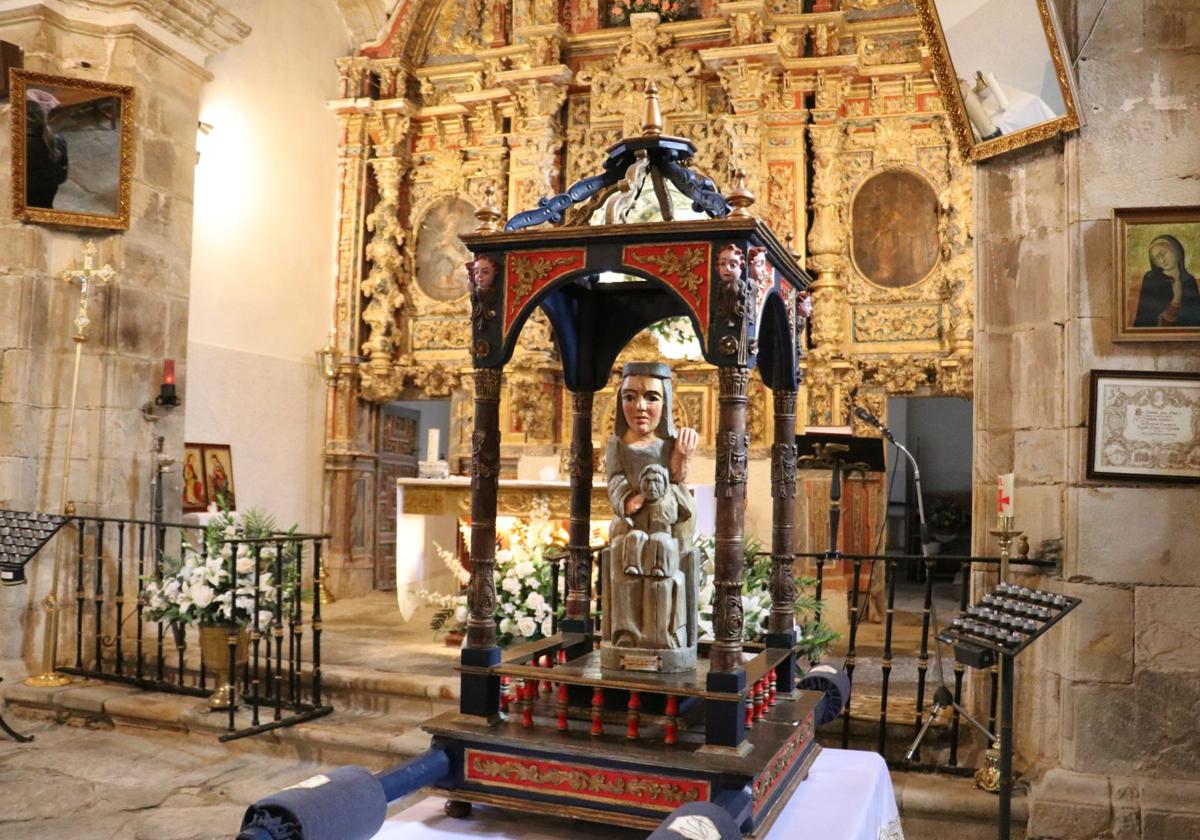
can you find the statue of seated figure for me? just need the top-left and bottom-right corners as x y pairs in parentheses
(600, 362), (699, 673)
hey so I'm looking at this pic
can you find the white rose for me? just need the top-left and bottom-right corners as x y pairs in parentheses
(189, 582), (215, 608)
(540, 617), (553, 638)
(516, 616), (536, 638)
(496, 549), (514, 564)
(524, 592), (545, 612)
(454, 605), (468, 624)
(503, 602), (516, 615)
(236, 554), (254, 574)
(258, 609), (274, 628)
(499, 618), (515, 635)
(514, 561), (535, 579)
(502, 577), (522, 596)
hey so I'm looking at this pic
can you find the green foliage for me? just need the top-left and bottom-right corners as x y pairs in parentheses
(695, 534), (838, 662)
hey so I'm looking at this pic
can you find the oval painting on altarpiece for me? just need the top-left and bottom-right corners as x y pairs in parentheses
(850, 170), (941, 288)
(415, 197), (478, 302)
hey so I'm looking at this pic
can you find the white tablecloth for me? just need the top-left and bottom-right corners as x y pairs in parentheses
(374, 748), (902, 840)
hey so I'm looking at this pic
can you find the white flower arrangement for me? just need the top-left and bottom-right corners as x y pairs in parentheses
(695, 535), (837, 660)
(417, 494), (571, 646)
(143, 508), (294, 629)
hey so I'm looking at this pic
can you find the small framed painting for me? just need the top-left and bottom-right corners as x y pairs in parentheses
(1113, 206), (1200, 342)
(181, 444), (208, 512)
(201, 444), (236, 510)
(1087, 370), (1200, 484)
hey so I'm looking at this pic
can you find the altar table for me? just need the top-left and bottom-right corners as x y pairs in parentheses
(372, 748), (902, 840)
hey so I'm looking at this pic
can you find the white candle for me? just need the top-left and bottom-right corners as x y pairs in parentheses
(997, 473), (1015, 518)
(984, 72), (1010, 110)
(426, 428), (440, 461)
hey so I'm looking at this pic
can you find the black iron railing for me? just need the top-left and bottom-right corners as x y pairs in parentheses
(795, 547), (1055, 772)
(49, 514), (332, 740)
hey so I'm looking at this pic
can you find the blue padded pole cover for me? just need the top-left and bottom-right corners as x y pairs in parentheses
(239, 765), (386, 840)
(798, 664), (852, 726)
(649, 802), (743, 840)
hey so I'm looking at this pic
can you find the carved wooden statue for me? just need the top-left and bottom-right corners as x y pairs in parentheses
(600, 362), (700, 673)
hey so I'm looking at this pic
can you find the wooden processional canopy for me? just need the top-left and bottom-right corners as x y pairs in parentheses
(451, 81), (814, 752)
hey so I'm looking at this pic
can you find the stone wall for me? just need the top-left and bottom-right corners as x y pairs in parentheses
(974, 0), (1200, 835)
(0, 5), (238, 663)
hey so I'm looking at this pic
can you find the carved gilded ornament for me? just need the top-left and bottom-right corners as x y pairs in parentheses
(575, 14), (703, 133)
(853, 304), (941, 343)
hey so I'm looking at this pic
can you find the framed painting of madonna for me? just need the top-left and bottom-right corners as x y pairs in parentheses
(1113, 206), (1200, 342)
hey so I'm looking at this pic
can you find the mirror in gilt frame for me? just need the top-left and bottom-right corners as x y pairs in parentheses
(9, 70), (134, 230)
(916, 0), (1082, 161)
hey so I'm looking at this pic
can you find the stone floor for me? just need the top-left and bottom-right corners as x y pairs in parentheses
(0, 717), (335, 839)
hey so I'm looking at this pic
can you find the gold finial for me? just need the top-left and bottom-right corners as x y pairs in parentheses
(474, 184), (504, 234)
(641, 80), (663, 138)
(727, 169), (756, 219)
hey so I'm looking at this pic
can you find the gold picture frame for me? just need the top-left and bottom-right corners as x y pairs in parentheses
(9, 69), (134, 230)
(1112, 206), (1200, 342)
(915, 0), (1082, 162)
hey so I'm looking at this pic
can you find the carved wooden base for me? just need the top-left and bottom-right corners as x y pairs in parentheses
(423, 691), (822, 836)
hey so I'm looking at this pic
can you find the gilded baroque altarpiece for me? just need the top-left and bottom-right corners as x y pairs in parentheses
(322, 0), (973, 592)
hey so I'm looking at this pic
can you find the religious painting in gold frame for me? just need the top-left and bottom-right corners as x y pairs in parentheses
(1113, 206), (1200, 342)
(915, 0), (1082, 162)
(415, 197), (477, 302)
(9, 70), (134, 230)
(182, 444), (209, 513)
(850, 169), (941, 289)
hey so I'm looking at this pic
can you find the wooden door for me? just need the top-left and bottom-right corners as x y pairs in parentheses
(375, 405), (419, 590)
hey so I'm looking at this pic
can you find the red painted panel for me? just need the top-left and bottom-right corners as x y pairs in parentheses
(503, 248), (587, 333)
(622, 243), (712, 335)
(465, 749), (709, 811)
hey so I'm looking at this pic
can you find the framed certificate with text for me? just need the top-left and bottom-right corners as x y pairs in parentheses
(1087, 370), (1200, 483)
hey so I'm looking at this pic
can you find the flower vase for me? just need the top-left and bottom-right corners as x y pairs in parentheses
(199, 624), (249, 711)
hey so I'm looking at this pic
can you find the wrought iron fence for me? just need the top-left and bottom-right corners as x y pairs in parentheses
(48, 514), (332, 740)
(797, 547), (1055, 773)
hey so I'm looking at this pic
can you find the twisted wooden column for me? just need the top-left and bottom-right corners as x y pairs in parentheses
(564, 390), (594, 635)
(768, 389), (798, 635)
(466, 367), (503, 650)
(710, 366), (751, 674)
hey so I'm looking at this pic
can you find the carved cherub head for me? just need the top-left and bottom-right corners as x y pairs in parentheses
(717, 244), (744, 285)
(470, 255), (499, 290)
(748, 246), (770, 284)
(639, 463), (670, 504)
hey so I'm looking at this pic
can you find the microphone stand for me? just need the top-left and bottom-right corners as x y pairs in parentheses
(851, 408), (994, 759)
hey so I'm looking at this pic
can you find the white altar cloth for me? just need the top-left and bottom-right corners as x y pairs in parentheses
(373, 748), (902, 840)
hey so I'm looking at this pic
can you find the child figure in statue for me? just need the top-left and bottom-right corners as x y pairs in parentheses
(632, 464), (678, 578)
(600, 362), (700, 673)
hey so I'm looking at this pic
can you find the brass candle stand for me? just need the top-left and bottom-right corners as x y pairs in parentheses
(25, 242), (115, 689)
(974, 515), (1021, 792)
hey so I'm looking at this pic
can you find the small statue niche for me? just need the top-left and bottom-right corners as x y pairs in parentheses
(599, 362), (700, 673)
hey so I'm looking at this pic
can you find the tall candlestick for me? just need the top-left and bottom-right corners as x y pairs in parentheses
(426, 427), (440, 461)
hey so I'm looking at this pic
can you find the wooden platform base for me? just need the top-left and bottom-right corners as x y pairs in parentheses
(423, 691), (823, 836)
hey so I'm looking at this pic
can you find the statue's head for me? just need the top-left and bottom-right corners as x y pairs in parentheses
(470, 255), (498, 290)
(615, 362), (675, 441)
(717, 244), (744, 285)
(639, 463), (670, 502)
(748, 246), (769, 282)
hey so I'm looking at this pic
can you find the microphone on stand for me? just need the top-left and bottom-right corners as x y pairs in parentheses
(850, 405), (896, 444)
